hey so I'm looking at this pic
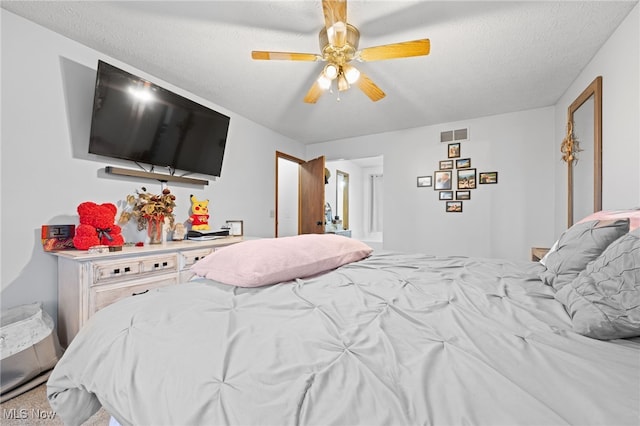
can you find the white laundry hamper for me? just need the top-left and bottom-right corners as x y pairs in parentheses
(1, 302), (63, 402)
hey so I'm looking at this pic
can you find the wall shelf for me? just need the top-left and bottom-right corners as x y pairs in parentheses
(105, 166), (209, 186)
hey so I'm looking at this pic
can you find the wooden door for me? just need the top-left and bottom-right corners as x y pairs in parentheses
(300, 156), (325, 234)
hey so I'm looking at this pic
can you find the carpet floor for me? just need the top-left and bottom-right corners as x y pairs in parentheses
(0, 383), (110, 425)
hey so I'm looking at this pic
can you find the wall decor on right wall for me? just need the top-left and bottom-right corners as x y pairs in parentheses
(430, 131), (498, 213)
(439, 191), (454, 200)
(434, 170), (453, 190)
(447, 143), (461, 158)
(446, 201), (463, 212)
(417, 176), (432, 187)
(456, 191), (471, 200)
(479, 172), (498, 184)
(456, 158), (471, 169)
(439, 160), (454, 170)
(457, 168), (477, 189)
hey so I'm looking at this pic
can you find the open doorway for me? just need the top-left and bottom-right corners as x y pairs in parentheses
(276, 153), (300, 237)
(324, 156), (383, 249)
(275, 151), (326, 237)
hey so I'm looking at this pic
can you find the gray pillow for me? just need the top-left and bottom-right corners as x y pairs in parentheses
(555, 228), (640, 340)
(539, 219), (630, 291)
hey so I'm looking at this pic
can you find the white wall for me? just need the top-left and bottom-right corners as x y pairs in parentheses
(308, 108), (557, 260)
(0, 11), (305, 317)
(553, 4), (640, 236)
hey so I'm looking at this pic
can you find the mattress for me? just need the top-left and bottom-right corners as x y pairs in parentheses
(47, 252), (640, 425)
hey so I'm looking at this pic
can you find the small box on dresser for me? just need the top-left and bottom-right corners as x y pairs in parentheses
(51, 237), (243, 347)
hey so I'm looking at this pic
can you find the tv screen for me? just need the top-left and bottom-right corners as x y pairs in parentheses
(88, 60), (230, 177)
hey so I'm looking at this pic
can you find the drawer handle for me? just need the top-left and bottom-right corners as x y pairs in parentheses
(195, 256), (200, 261)
(124, 267), (131, 272)
(132, 289), (149, 296)
(163, 261), (168, 267)
(113, 268), (120, 274)
(154, 263), (159, 268)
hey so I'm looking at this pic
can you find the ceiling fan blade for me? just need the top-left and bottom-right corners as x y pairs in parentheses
(358, 39), (430, 62)
(304, 78), (325, 104)
(251, 51), (321, 61)
(355, 72), (385, 102)
(322, 0), (348, 47)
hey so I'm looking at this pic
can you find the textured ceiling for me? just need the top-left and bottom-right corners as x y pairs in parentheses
(2, 1), (637, 144)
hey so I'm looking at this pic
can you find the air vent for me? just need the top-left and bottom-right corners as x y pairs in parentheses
(440, 130), (454, 143)
(441, 127), (470, 143)
(454, 128), (469, 141)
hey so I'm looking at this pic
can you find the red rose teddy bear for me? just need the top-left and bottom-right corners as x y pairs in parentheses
(73, 202), (125, 250)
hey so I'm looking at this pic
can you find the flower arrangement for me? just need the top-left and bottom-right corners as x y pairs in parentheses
(118, 187), (176, 232)
(561, 121), (582, 164)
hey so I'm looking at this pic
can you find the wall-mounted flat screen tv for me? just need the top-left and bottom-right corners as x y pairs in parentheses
(88, 60), (230, 177)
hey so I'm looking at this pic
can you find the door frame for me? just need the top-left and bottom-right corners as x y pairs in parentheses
(275, 151), (304, 237)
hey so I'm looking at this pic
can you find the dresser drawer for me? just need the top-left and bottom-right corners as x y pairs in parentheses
(90, 276), (178, 314)
(182, 248), (214, 269)
(140, 254), (178, 274)
(92, 254), (178, 285)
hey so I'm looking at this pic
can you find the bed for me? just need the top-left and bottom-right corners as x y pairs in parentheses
(47, 219), (640, 426)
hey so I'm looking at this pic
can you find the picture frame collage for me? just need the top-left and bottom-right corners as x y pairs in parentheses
(417, 137), (498, 212)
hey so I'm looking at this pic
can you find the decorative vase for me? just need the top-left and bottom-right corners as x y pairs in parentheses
(147, 216), (164, 244)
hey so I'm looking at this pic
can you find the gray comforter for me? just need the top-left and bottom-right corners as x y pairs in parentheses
(47, 252), (640, 425)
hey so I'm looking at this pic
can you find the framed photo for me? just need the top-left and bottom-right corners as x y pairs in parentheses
(439, 191), (453, 200)
(439, 160), (454, 170)
(225, 220), (244, 236)
(434, 170), (453, 190)
(448, 143), (461, 158)
(446, 201), (463, 212)
(479, 171), (499, 184)
(456, 190), (471, 200)
(417, 176), (432, 187)
(456, 158), (471, 169)
(457, 168), (476, 189)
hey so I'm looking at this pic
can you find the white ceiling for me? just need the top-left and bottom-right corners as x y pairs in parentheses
(2, 1), (637, 144)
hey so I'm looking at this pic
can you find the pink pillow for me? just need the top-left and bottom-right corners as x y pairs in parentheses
(191, 234), (373, 287)
(577, 209), (640, 231)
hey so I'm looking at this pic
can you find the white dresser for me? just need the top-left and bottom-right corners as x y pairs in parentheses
(51, 237), (243, 347)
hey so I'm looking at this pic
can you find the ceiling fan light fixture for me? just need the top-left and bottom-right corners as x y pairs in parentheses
(317, 74), (332, 90)
(343, 64), (360, 84)
(324, 63), (339, 80)
(337, 73), (349, 92)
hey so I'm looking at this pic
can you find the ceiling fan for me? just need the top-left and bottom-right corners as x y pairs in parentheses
(251, 0), (430, 103)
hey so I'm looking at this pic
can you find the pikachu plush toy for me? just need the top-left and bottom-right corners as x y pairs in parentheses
(188, 195), (210, 231)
